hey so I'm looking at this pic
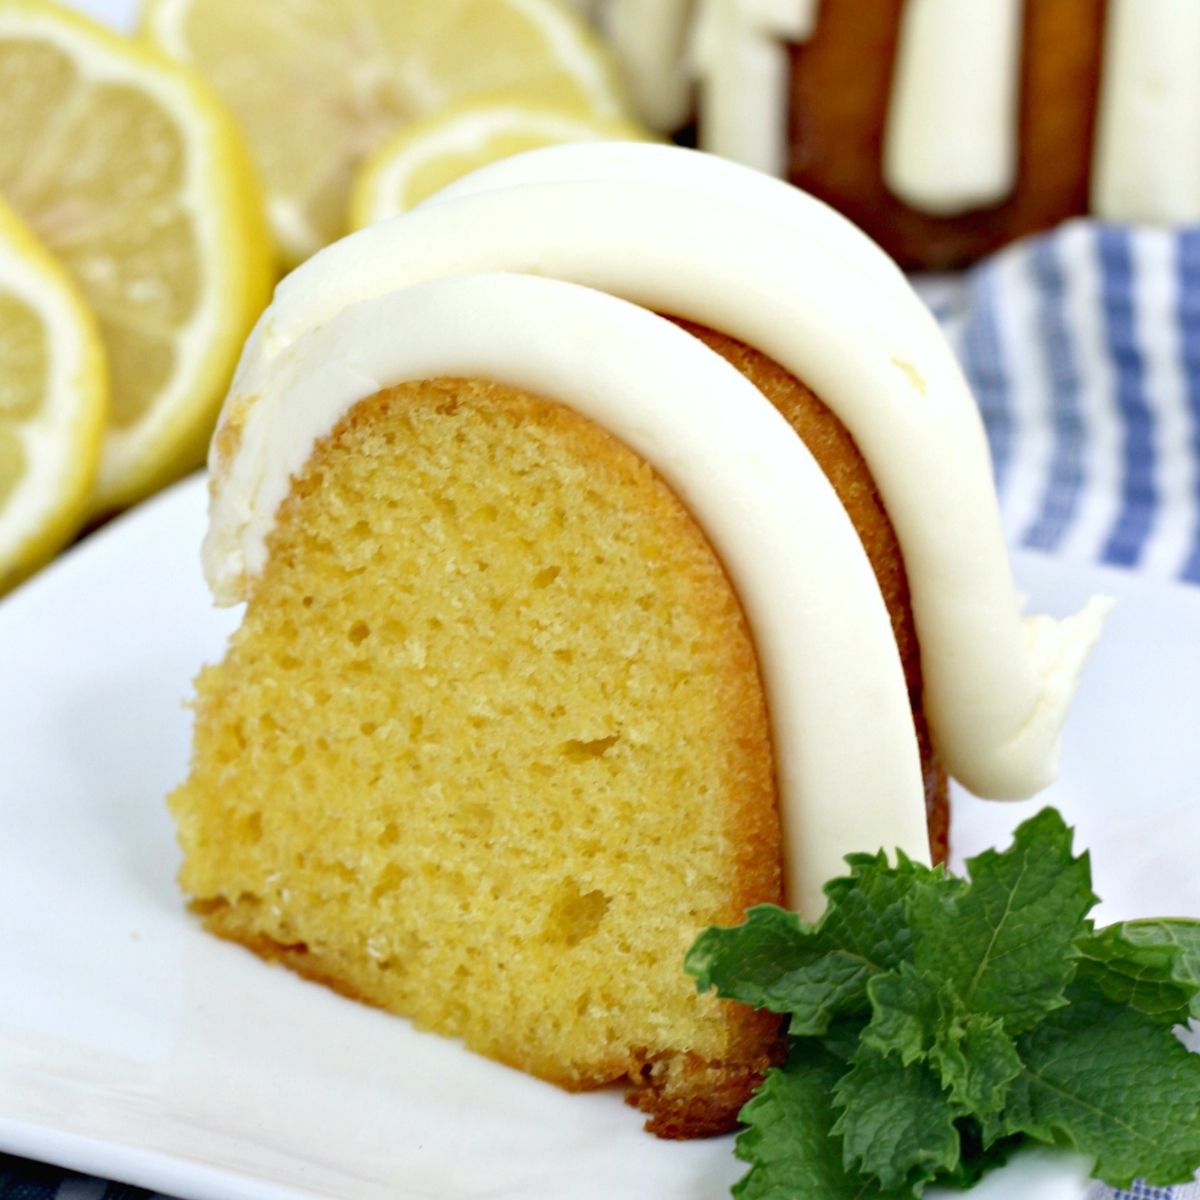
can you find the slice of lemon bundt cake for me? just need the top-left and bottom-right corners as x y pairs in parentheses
(171, 145), (1108, 1137)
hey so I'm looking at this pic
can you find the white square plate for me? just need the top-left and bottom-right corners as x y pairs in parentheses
(2, 474), (1197, 1200)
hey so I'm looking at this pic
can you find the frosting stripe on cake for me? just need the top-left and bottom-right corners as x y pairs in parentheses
(1092, 0), (1200, 225)
(600, 0), (694, 132)
(689, 0), (818, 176)
(424, 142), (917, 312)
(212, 271), (930, 919)
(218, 151), (1106, 804)
(882, 0), (1024, 216)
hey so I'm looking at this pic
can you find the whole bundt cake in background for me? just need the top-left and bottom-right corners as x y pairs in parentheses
(583, 0), (1199, 269)
(169, 145), (1107, 1136)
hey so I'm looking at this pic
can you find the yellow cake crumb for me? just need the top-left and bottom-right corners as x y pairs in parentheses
(170, 377), (784, 1135)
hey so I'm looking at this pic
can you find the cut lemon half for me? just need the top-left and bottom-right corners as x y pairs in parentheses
(350, 98), (648, 227)
(0, 0), (272, 514)
(0, 195), (106, 595)
(141, 0), (630, 264)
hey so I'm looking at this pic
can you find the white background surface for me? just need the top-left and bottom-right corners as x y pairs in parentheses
(2, 474), (1196, 1199)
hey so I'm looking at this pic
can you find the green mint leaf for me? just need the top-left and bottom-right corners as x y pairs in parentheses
(1003, 977), (1200, 1187)
(832, 1046), (964, 1193)
(732, 1046), (891, 1200)
(821, 850), (948, 966)
(909, 808), (1096, 1034)
(862, 963), (944, 1066)
(1076, 918), (1200, 1025)
(930, 1012), (1022, 1117)
(864, 965), (1021, 1116)
(763, 851), (939, 1037)
(821, 1015), (872, 1063)
(936, 1121), (1026, 1191)
(685, 905), (824, 1013)
(687, 807), (1200, 1197)
(686, 853), (939, 1036)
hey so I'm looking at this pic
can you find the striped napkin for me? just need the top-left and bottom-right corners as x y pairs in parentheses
(3, 218), (1199, 1199)
(927, 220), (1200, 588)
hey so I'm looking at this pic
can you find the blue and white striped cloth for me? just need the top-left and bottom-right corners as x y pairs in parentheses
(931, 220), (1200, 588)
(3, 219), (1199, 1200)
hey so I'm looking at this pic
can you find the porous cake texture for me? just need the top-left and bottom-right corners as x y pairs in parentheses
(173, 374), (786, 1135)
(171, 329), (944, 1136)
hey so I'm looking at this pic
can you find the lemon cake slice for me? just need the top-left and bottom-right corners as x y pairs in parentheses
(170, 145), (1107, 1137)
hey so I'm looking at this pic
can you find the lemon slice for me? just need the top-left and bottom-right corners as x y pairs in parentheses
(350, 99), (647, 227)
(0, 195), (106, 595)
(141, 0), (630, 264)
(0, 0), (272, 514)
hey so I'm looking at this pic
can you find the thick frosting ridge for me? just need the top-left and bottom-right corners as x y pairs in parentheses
(600, 2), (1200, 226)
(1091, 0), (1200, 224)
(883, 0), (1024, 215)
(206, 145), (1106, 906)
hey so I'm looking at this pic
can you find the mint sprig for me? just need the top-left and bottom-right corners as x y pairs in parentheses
(687, 852), (939, 1037)
(732, 1048), (885, 1200)
(685, 808), (1200, 1196)
(1004, 978), (1200, 1187)
(833, 1048), (962, 1192)
(907, 808), (1097, 1034)
(1076, 919), (1200, 1025)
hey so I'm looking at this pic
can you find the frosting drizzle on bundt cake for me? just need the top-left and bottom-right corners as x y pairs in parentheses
(212, 145), (1107, 807)
(883, 0), (1024, 215)
(592, 2), (1200, 265)
(181, 144), (1106, 1137)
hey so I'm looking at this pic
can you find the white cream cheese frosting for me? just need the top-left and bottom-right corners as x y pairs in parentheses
(423, 142), (916, 310)
(584, 1), (1200, 225)
(883, 0), (1024, 216)
(216, 145), (1107, 801)
(1091, 0), (1200, 224)
(600, 0), (695, 132)
(689, 0), (818, 176)
(207, 144), (1106, 911)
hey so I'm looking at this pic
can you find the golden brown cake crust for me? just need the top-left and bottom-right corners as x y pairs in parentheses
(786, 0), (1107, 271)
(678, 322), (948, 859)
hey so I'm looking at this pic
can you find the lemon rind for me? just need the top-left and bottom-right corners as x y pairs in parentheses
(0, 0), (274, 515)
(0, 195), (107, 595)
(141, 0), (631, 263)
(350, 97), (648, 228)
